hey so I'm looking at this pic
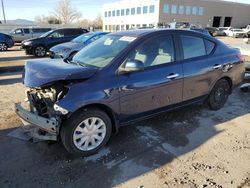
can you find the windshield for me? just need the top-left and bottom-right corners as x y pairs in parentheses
(73, 35), (136, 68)
(72, 32), (96, 43)
(39, 30), (54, 38)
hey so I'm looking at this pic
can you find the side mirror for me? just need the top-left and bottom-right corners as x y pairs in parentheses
(119, 60), (144, 74)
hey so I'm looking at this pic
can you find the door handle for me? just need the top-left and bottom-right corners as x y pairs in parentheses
(167, 73), (179, 79)
(213, 64), (222, 69)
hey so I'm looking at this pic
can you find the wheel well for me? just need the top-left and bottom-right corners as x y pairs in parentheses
(71, 104), (119, 134)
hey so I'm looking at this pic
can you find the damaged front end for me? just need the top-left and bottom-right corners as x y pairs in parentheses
(15, 83), (69, 141)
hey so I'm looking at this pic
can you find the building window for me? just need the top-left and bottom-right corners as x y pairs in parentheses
(185, 6), (191, 15)
(179, 5), (184, 14)
(142, 24), (147, 27)
(171, 5), (177, 14)
(116, 10), (120, 16)
(121, 25), (125, 31)
(137, 7), (141, 14)
(116, 25), (120, 31)
(112, 25), (116, 31)
(105, 25), (108, 31)
(108, 11), (111, 17)
(163, 4), (169, 13)
(149, 5), (155, 13)
(112, 10), (115, 17)
(121, 9), (124, 16)
(198, 7), (204, 15)
(126, 8), (130, 15)
(126, 24), (130, 30)
(143, 6), (148, 14)
(131, 8), (135, 15)
(192, 6), (197, 15)
(104, 11), (107, 17)
(136, 24), (140, 28)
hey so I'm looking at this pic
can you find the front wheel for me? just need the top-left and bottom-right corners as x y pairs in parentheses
(60, 108), (112, 156)
(207, 79), (230, 110)
(0, 43), (8, 51)
(34, 45), (47, 57)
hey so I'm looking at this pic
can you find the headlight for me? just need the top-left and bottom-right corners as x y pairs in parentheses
(54, 104), (69, 115)
(23, 41), (32, 46)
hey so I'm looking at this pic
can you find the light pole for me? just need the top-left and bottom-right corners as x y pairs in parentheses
(1, 0), (6, 23)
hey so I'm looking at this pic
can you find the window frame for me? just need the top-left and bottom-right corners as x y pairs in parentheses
(143, 6), (148, 14)
(171, 4), (177, 14)
(149, 5), (155, 13)
(163, 4), (169, 13)
(131, 7), (136, 15)
(137, 7), (141, 14)
(122, 34), (177, 71)
(178, 34), (217, 61)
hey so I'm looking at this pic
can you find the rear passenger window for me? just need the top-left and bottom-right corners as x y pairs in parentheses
(23, 29), (30, 34)
(65, 29), (83, 36)
(181, 35), (206, 59)
(204, 39), (215, 54)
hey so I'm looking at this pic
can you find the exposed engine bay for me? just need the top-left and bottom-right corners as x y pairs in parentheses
(26, 83), (68, 118)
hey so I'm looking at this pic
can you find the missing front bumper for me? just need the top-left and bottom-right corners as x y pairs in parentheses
(15, 103), (60, 141)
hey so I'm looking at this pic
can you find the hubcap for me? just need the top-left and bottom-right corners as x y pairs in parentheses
(215, 88), (224, 102)
(73, 117), (106, 151)
(0, 43), (7, 51)
(35, 46), (46, 56)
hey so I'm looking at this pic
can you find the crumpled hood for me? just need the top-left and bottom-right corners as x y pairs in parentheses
(24, 59), (97, 88)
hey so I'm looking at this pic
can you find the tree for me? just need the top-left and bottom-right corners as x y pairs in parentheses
(53, 0), (81, 24)
(34, 15), (62, 24)
(92, 14), (103, 29)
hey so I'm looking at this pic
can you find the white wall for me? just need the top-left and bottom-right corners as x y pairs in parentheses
(102, 0), (160, 31)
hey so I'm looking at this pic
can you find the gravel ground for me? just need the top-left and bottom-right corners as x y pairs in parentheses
(0, 38), (250, 188)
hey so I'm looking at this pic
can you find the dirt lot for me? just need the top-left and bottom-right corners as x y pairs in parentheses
(0, 38), (250, 188)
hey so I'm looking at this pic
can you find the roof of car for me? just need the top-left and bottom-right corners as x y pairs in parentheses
(111, 29), (209, 37)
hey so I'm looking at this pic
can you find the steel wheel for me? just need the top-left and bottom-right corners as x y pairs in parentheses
(0, 43), (8, 51)
(34, 46), (46, 57)
(73, 117), (107, 151)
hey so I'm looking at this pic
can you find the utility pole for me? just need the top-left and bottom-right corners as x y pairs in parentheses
(1, 0), (6, 23)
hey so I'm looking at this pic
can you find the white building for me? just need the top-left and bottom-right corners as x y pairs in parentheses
(102, 0), (250, 32)
(102, 0), (160, 31)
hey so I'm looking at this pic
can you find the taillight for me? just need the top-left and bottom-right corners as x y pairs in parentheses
(236, 54), (245, 62)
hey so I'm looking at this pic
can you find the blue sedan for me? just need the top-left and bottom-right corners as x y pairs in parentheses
(49, 31), (109, 60)
(0, 32), (14, 51)
(16, 29), (244, 156)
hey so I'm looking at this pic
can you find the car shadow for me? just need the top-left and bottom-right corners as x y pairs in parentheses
(0, 88), (249, 188)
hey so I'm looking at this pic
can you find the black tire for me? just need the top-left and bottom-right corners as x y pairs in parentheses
(60, 108), (112, 156)
(34, 45), (47, 57)
(207, 79), (230, 110)
(0, 42), (8, 51)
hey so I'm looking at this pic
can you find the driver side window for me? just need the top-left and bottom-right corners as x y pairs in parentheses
(127, 35), (175, 68)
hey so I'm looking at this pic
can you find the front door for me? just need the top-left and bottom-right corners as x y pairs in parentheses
(118, 35), (183, 122)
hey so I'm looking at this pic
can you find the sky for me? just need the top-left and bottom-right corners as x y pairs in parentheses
(1, 0), (250, 21)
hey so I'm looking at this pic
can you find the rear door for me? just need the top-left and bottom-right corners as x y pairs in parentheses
(178, 34), (219, 101)
(118, 34), (183, 122)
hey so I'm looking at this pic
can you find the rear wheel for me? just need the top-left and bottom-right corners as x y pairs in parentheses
(0, 43), (8, 51)
(34, 45), (47, 57)
(60, 108), (112, 156)
(207, 79), (230, 110)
